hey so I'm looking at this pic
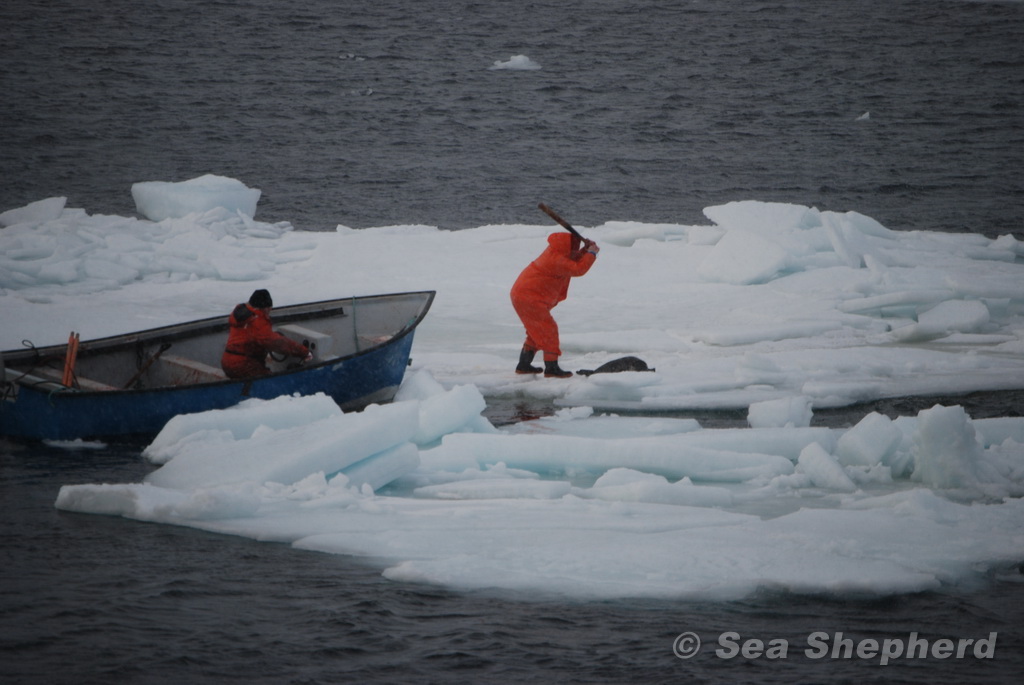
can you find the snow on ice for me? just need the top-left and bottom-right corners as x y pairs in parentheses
(3, 174), (1024, 600)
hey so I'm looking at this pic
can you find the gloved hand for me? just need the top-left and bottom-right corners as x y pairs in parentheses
(585, 239), (600, 255)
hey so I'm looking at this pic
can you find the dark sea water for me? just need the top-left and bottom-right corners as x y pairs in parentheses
(2, 0), (1023, 235)
(2, 441), (1024, 685)
(3, 0), (1024, 683)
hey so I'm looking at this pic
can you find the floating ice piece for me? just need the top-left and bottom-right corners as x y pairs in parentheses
(433, 432), (798, 482)
(414, 478), (572, 500)
(489, 55), (541, 70)
(838, 289), (956, 318)
(586, 468), (734, 507)
(343, 443), (422, 492)
(891, 300), (991, 342)
(797, 442), (857, 492)
(704, 201), (822, 235)
(131, 174), (261, 221)
(747, 396), (813, 428)
(414, 383), (494, 444)
(505, 411), (702, 439)
(687, 225), (726, 245)
(144, 393), (344, 465)
(836, 411), (905, 469)
(912, 405), (984, 490)
(697, 228), (790, 285)
(974, 417), (1024, 447)
(0, 197), (67, 227)
(145, 400), (420, 490)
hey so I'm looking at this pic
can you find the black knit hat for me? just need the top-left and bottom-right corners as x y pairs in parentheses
(249, 289), (273, 308)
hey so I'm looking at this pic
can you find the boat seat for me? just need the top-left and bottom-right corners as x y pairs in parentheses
(156, 354), (228, 385)
(30, 366), (117, 391)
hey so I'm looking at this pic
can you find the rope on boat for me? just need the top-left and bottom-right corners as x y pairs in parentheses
(2, 339), (74, 400)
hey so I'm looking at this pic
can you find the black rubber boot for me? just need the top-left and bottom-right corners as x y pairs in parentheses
(544, 360), (572, 378)
(515, 347), (542, 374)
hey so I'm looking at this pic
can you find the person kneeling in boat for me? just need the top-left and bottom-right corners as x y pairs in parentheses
(221, 289), (311, 379)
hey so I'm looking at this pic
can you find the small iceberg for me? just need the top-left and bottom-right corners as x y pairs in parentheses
(489, 55), (541, 71)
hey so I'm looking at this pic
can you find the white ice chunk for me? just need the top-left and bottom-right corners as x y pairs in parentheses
(505, 412), (702, 439)
(797, 442), (857, 492)
(891, 300), (991, 342)
(342, 443), (422, 493)
(974, 417), (1024, 447)
(488, 55), (541, 70)
(911, 405), (984, 490)
(703, 201), (822, 235)
(144, 394), (344, 465)
(587, 468), (734, 507)
(0, 197), (67, 227)
(434, 433), (796, 482)
(835, 411), (904, 468)
(396, 370), (497, 443)
(687, 225), (726, 245)
(696, 228), (790, 285)
(414, 384), (493, 445)
(145, 400), (419, 490)
(747, 396), (812, 428)
(131, 174), (261, 221)
(414, 478), (572, 500)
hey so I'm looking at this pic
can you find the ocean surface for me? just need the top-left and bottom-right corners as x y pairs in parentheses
(2, 0), (1023, 235)
(3, 0), (1024, 683)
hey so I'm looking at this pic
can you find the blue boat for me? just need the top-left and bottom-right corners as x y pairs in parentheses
(1, 291), (435, 441)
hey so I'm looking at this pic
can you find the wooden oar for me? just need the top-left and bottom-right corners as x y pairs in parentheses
(538, 203), (584, 241)
(61, 332), (79, 386)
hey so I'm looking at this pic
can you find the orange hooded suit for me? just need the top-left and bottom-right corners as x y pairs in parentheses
(221, 303), (309, 378)
(510, 232), (597, 361)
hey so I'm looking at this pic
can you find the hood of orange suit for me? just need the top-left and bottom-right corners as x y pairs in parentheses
(546, 232), (577, 252)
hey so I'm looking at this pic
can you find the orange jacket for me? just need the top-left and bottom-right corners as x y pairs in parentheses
(511, 233), (597, 308)
(223, 303), (308, 362)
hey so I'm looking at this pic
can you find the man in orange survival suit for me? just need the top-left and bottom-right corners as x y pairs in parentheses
(510, 232), (600, 378)
(221, 289), (311, 379)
